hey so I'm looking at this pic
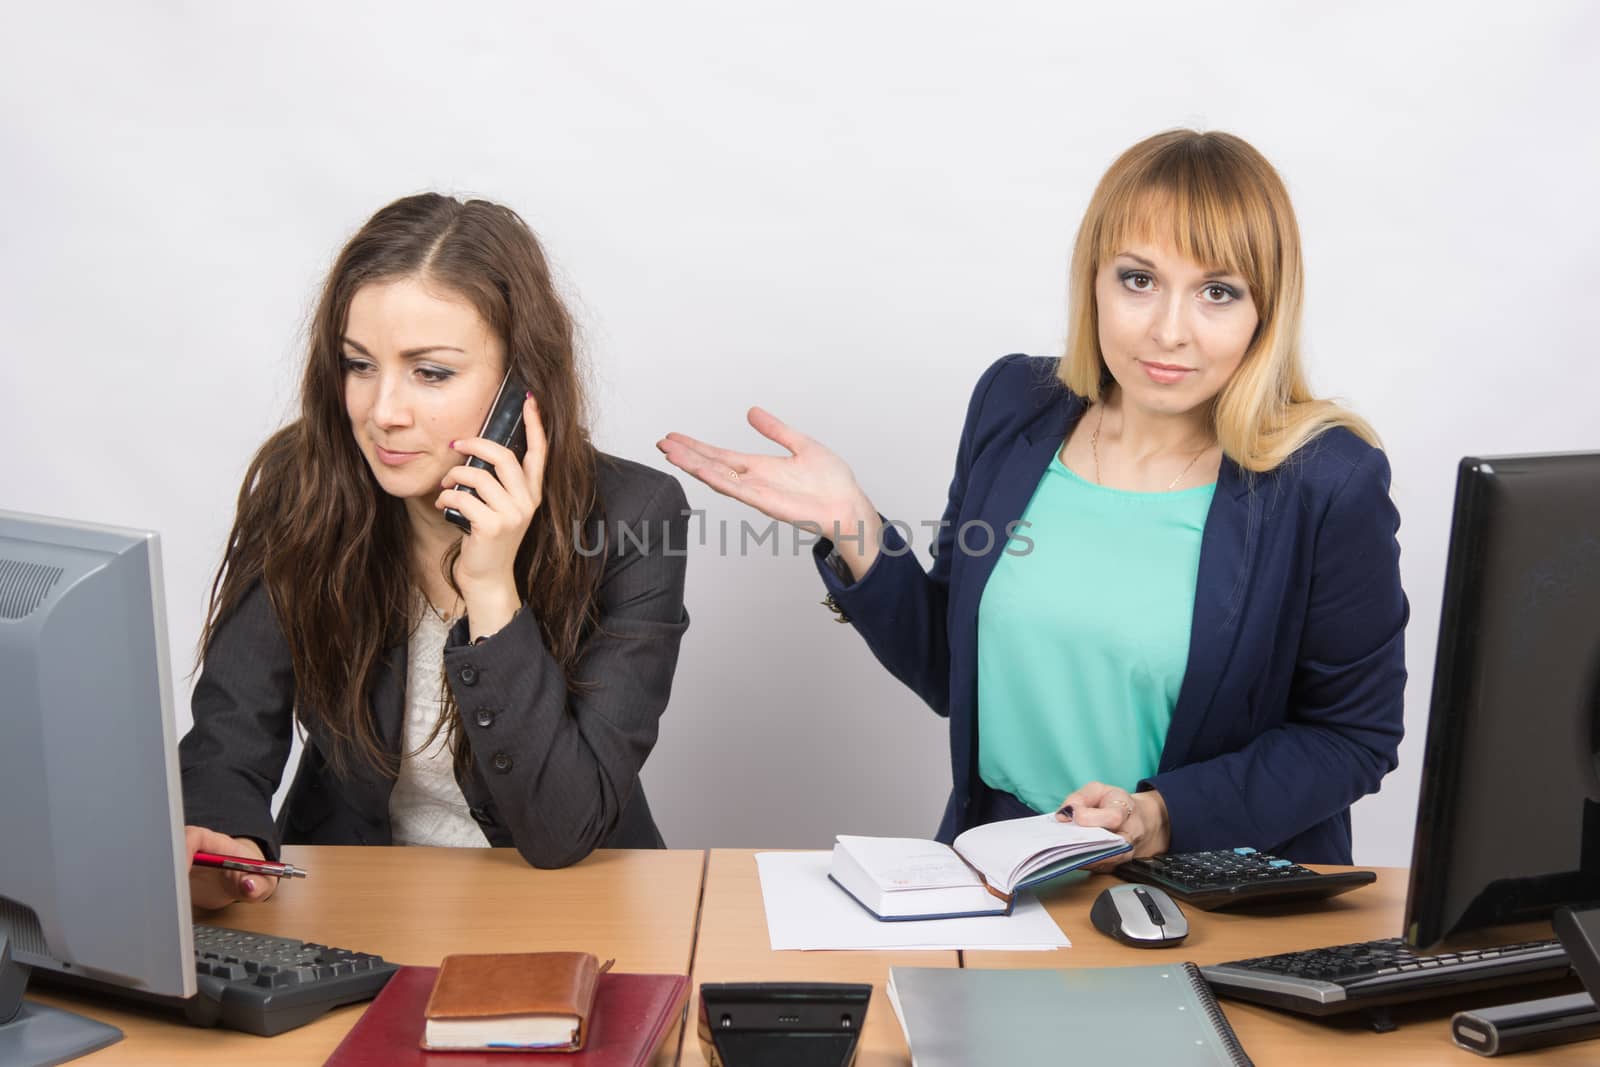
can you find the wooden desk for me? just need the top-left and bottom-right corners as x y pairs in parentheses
(679, 850), (960, 1067)
(966, 866), (1590, 1065)
(26, 852), (1598, 1065)
(33, 846), (706, 1066)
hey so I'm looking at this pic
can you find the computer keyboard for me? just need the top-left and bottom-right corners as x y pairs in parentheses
(41, 924), (399, 1036)
(1201, 936), (1572, 1017)
(1116, 847), (1377, 910)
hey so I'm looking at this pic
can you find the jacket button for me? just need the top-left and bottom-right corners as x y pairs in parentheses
(459, 665), (479, 686)
(474, 708), (496, 728)
(468, 806), (491, 823)
(491, 752), (513, 774)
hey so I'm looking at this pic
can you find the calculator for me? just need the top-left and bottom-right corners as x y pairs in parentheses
(1115, 847), (1377, 911)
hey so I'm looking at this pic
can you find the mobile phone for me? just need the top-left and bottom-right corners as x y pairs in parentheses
(443, 370), (530, 534)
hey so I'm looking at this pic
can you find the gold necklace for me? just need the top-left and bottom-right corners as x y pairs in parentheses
(1090, 404), (1211, 492)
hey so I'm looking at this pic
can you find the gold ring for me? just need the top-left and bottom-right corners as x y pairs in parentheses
(727, 468), (739, 480)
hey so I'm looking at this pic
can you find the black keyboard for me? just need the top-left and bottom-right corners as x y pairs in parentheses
(41, 924), (399, 1036)
(1201, 936), (1572, 1017)
(1116, 847), (1377, 910)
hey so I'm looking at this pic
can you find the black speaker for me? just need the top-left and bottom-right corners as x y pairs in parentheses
(697, 982), (870, 1067)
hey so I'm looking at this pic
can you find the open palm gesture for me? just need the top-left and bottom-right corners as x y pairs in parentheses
(657, 407), (882, 575)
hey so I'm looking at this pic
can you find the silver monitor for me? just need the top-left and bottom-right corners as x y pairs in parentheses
(0, 510), (196, 1065)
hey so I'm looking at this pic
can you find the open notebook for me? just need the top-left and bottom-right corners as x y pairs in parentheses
(830, 814), (1129, 920)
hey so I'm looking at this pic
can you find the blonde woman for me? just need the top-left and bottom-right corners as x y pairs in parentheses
(659, 130), (1405, 865)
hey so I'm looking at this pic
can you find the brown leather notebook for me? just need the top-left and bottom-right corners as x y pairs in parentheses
(422, 951), (606, 1052)
(324, 966), (690, 1067)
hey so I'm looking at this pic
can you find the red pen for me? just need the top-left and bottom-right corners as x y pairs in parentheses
(192, 851), (308, 879)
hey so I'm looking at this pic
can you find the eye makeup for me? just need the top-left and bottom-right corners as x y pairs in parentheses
(1115, 265), (1244, 304)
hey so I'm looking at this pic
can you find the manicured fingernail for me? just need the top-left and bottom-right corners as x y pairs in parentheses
(525, 390), (532, 398)
(1057, 804), (1074, 820)
(242, 878), (256, 895)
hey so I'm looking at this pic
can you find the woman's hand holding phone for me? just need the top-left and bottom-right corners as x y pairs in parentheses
(436, 392), (548, 639)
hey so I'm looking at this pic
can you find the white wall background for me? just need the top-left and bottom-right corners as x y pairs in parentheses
(3, 2), (1596, 866)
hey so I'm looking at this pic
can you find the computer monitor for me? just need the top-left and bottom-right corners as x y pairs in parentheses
(0, 511), (195, 1066)
(1404, 452), (1600, 950)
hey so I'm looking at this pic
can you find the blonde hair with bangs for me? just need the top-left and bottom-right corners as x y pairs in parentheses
(1059, 129), (1378, 472)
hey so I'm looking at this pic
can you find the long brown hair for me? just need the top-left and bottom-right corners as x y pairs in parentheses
(1060, 130), (1379, 471)
(202, 194), (602, 779)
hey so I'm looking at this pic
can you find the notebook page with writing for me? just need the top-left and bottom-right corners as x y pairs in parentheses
(829, 837), (1006, 920)
(831, 836), (982, 890)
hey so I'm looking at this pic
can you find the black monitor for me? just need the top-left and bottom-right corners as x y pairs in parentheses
(0, 511), (196, 1066)
(1404, 452), (1600, 950)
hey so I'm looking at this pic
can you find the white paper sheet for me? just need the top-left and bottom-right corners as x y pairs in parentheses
(754, 851), (1071, 951)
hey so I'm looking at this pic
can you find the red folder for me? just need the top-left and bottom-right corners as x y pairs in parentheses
(324, 966), (688, 1066)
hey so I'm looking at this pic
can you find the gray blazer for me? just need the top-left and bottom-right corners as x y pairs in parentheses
(179, 453), (690, 869)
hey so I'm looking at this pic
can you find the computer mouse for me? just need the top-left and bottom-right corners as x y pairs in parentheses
(1089, 883), (1189, 947)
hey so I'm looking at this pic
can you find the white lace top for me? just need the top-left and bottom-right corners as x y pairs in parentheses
(388, 604), (490, 847)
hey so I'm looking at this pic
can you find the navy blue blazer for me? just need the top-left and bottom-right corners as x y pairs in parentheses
(814, 354), (1407, 864)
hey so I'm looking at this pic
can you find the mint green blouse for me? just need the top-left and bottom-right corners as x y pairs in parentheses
(976, 452), (1216, 813)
